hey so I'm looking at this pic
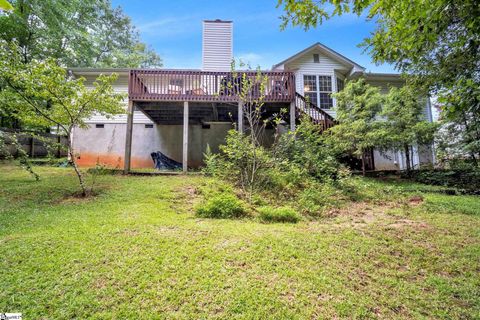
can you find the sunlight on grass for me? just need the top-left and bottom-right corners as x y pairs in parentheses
(0, 164), (479, 318)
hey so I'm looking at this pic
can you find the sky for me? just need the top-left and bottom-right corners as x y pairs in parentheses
(111, 0), (396, 73)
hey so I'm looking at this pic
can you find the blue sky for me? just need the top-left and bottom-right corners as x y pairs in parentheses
(111, 0), (396, 73)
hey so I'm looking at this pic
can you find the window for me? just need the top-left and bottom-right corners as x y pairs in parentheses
(318, 76), (333, 109)
(95, 124), (104, 128)
(145, 124), (153, 128)
(303, 75), (318, 106)
(303, 75), (333, 109)
(336, 77), (344, 92)
(313, 54), (320, 63)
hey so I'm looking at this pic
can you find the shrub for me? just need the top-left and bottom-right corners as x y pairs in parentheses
(196, 192), (247, 219)
(274, 116), (341, 182)
(258, 206), (301, 223)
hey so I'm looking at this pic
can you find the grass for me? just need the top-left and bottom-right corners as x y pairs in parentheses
(0, 163), (479, 319)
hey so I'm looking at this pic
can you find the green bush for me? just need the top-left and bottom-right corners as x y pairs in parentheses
(196, 192), (246, 219)
(408, 169), (480, 194)
(258, 206), (301, 223)
(274, 116), (342, 182)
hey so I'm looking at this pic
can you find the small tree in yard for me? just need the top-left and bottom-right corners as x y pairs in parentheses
(0, 42), (124, 196)
(327, 78), (384, 175)
(380, 86), (438, 173)
(207, 61), (277, 201)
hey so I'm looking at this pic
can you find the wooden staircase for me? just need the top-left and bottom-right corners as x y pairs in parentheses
(294, 92), (336, 131)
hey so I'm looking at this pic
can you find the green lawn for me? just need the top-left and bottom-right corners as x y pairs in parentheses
(0, 164), (479, 319)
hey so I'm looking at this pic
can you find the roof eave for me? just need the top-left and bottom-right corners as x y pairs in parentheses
(272, 42), (365, 71)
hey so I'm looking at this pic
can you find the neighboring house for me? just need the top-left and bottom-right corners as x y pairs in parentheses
(70, 19), (434, 173)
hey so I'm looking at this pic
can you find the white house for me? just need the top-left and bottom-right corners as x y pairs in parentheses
(70, 19), (434, 172)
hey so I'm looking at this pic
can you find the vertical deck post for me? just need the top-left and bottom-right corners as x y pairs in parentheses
(124, 100), (134, 174)
(183, 101), (189, 173)
(290, 101), (296, 132)
(238, 101), (243, 133)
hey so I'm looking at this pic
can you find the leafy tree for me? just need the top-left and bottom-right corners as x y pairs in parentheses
(0, 0), (161, 67)
(436, 79), (480, 166)
(277, 0), (479, 161)
(274, 114), (340, 181)
(0, 0), (13, 11)
(327, 79), (384, 175)
(0, 42), (125, 196)
(379, 86), (438, 172)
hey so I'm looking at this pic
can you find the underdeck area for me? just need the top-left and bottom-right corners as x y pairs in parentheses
(123, 69), (297, 173)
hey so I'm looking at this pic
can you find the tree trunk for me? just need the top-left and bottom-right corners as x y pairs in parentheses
(361, 151), (366, 176)
(404, 144), (411, 174)
(67, 134), (87, 197)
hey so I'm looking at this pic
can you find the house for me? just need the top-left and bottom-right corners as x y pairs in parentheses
(69, 19), (434, 173)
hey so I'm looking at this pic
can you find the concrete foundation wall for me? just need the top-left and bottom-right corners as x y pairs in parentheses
(72, 122), (233, 169)
(373, 150), (400, 171)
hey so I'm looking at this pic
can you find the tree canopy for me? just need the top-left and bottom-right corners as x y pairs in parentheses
(0, 41), (125, 195)
(327, 78), (384, 175)
(0, 0), (162, 68)
(277, 0), (479, 165)
(379, 86), (438, 171)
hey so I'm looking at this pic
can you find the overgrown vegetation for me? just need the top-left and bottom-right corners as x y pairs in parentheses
(203, 76), (439, 221)
(277, 0), (479, 167)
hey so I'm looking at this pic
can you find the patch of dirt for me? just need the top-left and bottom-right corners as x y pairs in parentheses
(56, 189), (105, 205)
(408, 195), (424, 206)
(307, 201), (430, 231)
(170, 185), (199, 213)
(386, 219), (429, 230)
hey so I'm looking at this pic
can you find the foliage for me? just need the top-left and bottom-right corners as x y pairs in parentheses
(213, 60), (277, 200)
(0, 130), (38, 180)
(408, 169), (480, 194)
(0, 41), (125, 196)
(196, 192), (247, 219)
(257, 206), (300, 223)
(327, 78), (384, 175)
(379, 85), (438, 172)
(217, 130), (276, 197)
(0, 0), (161, 68)
(275, 115), (342, 181)
(277, 0), (479, 164)
(0, 0), (13, 11)
(435, 79), (480, 166)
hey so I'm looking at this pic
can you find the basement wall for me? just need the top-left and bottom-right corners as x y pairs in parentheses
(72, 122), (233, 169)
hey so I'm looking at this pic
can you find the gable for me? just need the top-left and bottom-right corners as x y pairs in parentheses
(283, 49), (350, 74)
(272, 42), (365, 74)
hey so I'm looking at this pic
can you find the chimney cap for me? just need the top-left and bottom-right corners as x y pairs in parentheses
(203, 19), (232, 23)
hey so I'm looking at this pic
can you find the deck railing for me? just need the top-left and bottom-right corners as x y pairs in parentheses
(129, 69), (295, 103)
(295, 92), (336, 131)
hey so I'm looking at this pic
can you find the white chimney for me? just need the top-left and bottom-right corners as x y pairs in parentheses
(202, 20), (233, 71)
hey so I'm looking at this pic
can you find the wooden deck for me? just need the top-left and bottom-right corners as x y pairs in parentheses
(129, 69), (295, 103)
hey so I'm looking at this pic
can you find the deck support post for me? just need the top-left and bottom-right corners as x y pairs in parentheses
(238, 101), (243, 133)
(290, 101), (296, 132)
(124, 100), (134, 174)
(183, 101), (189, 173)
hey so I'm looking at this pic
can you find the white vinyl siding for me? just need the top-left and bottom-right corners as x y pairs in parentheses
(282, 50), (350, 117)
(82, 74), (153, 124)
(202, 21), (233, 71)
